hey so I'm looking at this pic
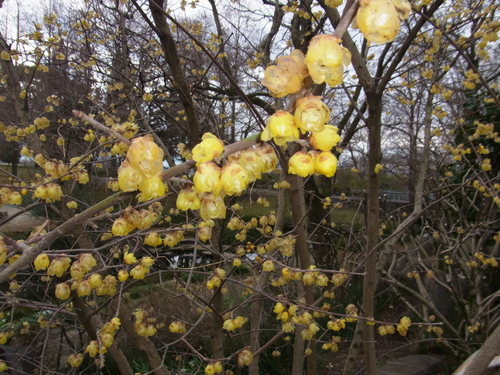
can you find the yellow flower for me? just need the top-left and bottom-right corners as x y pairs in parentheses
(204, 362), (223, 375)
(34, 253), (50, 271)
(315, 151), (338, 177)
(261, 110), (299, 146)
(144, 232), (162, 247)
(200, 193), (226, 220)
(47, 256), (71, 278)
(219, 162), (250, 196)
(118, 160), (146, 192)
(305, 34), (351, 86)
(88, 274), (103, 289)
(288, 151), (315, 177)
(197, 226), (212, 242)
(256, 143), (279, 173)
(55, 282), (71, 300)
(192, 132), (224, 165)
(374, 163), (383, 174)
(193, 162), (221, 194)
(229, 148), (265, 181)
(176, 187), (201, 211)
(124, 252), (137, 264)
(67, 353), (84, 368)
(112, 217), (133, 237)
(169, 321), (187, 333)
(85, 341), (99, 358)
(310, 125), (340, 151)
(397, 316), (411, 336)
(238, 349), (253, 367)
(355, 0), (410, 44)
(295, 96), (331, 133)
(76, 280), (91, 296)
(117, 270), (129, 282)
(262, 49), (308, 97)
(138, 175), (166, 202)
(127, 135), (164, 178)
(262, 260), (275, 272)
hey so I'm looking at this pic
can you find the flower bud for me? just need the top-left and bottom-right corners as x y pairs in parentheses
(117, 270), (129, 282)
(197, 226), (212, 242)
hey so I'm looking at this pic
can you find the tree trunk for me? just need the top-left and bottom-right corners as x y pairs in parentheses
(289, 174), (316, 375)
(361, 92), (383, 375)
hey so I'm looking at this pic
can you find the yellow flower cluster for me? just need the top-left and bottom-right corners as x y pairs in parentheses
(321, 336), (341, 352)
(223, 316), (247, 332)
(118, 135), (166, 202)
(133, 309), (159, 337)
(378, 324), (396, 335)
(204, 361), (223, 375)
(169, 320), (187, 333)
(262, 50), (308, 97)
(175, 144), (278, 222)
(111, 206), (160, 237)
(34, 183), (63, 203)
(207, 268), (226, 290)
(129, 256), (156, 280)
(85, 318), (121, 358)
(32, 153), (89, 184)
(397, 316), (412, 336)
(331, 270), (348, 287)
(327, 318), (346, 331)
(46, 256), (71, 277)
(0, 187), (22, 206)
(355, 0), (411, 44)
(273, 302), (299, 332)
(302, 265), (329, 286)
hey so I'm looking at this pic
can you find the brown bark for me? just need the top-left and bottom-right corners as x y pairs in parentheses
(249, 171), (286, 375)
(148, 0), (201, 145)
(118, 303), (171, 375)
(460, 324), (500, 375)
(361, 92), (383, 375)
(209, 222), (225, 359)
(288, 174), (316, 375)
(73, 297), (134, 375)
